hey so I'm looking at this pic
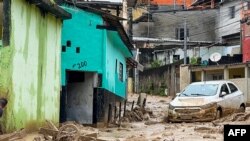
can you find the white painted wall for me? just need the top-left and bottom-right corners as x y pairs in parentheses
(215, 0), (241, 41)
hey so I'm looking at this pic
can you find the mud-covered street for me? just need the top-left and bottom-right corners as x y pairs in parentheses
(97, 94), (250, 141)
(1, 93), (250, 141)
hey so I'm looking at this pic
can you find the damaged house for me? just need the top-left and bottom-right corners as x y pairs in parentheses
(0, 0), (71, 132)
(60, 4), (135, 126)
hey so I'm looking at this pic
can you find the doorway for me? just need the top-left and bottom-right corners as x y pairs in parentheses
(61, 71), (97, 124)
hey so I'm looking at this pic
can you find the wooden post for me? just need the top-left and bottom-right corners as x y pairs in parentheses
(114, 106), (117, 121)
(123, 100), (127, 117)
(119, 102), (122, 121)
(108, 104), (112, 123)
(131, 101), (134, 111)
(142, 98), (146, 109)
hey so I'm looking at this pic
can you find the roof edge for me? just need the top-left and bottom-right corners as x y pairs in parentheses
(27, 0), (72, 19)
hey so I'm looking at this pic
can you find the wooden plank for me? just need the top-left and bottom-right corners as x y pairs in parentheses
(39, 128), (58, 137)
(46, 120), (58, 131)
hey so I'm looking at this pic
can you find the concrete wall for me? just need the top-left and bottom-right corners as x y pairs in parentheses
(66, 72), (95, 124)
(179, 65), (190, 91)
(215, 0), (241, 41)
(0, 0), (62, 132)
(230, 78), (249, 104)
(133, 9), (217, 41)
(139, 63), (180, 96)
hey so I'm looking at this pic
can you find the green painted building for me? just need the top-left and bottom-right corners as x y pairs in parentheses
(60, 5), (135, 124)
(0, 0), (71, 132)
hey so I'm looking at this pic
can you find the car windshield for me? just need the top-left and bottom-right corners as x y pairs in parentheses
(180, 84), (219, 97)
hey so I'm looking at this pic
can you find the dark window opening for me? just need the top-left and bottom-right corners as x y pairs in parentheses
(0, 98), (8, 117)
(229, 6), (235, 19)
(76, 47), (80, 53)
(62, 45), (66, 52)
(67, 71), (85, 83)
(119, 62), (123, 82)
(175, 28), (189, 40)
(115, 59), (117, 73)
(1, 0), (11, 47)
(66, 40), (71, 47)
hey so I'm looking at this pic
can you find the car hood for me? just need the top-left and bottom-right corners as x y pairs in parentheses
(170, 96), (212, 107)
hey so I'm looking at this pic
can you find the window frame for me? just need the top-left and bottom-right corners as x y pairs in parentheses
(229, 6), (235, 19)
(175, 27), (189, 40)
(119, 62), (123, 82)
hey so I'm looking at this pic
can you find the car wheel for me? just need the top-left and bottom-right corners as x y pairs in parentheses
(239, 105), (245, 113)
(215, 109), (222, 120)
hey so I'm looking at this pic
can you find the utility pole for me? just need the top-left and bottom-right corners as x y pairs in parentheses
(147, 0), (150, 38)
(184, 18), (187, 65)
(128, 7), (133, 41)
(174, 0), (176, 11)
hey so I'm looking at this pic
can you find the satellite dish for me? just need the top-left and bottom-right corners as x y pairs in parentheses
(210, 52), (222, 63)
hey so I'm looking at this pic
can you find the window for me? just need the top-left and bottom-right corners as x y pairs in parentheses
(228, 83), (238, 93)
(175, 28), (189, 40)
(0, 2), (3, 46)
(229, 6), (235, 19)
(119, 62), (123, 82)
(180, 84), (219, 97)
(0, 0), (10, 47)
(221, 84), (229, 94)
(76, 47), (80, 53)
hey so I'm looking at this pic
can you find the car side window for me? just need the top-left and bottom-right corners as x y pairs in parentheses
(228, 83), (238, 93)
(221, 84), (229, 94)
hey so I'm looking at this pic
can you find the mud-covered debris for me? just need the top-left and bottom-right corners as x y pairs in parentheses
(39, 121), (102, 141)
(159, 100), (166, 103)
(121, 107), (151, 122)
(162, 132), (173, 137)
(203, 134), (216, 139)
(0, 129), (25, 141)
(162, 136), (175, 141)
(144, 120), (159, 125)
(213, 112), (250, 125)
(194, 126), (221, 134)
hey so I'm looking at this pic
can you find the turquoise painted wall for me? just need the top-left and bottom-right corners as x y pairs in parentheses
(61, 6), (104, 86)
(0, 0), (63, 132)
(61, 6), (132, 98)
(103, 31), (132, 98)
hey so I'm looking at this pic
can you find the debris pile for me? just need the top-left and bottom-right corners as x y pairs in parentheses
(121, 107), (152, 122)
(212, 112), (250, 125)
(194, 126), (223, 134)
(0, 129), (26, 141)
(39, 121), (100, 141)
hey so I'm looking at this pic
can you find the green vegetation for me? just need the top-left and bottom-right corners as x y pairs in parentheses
(151, 60), (162, 68)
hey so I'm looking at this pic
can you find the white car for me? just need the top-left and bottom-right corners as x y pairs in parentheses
(168, 80), (246, 122)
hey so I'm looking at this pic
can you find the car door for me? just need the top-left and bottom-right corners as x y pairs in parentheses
(227, 83), (242, 109)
